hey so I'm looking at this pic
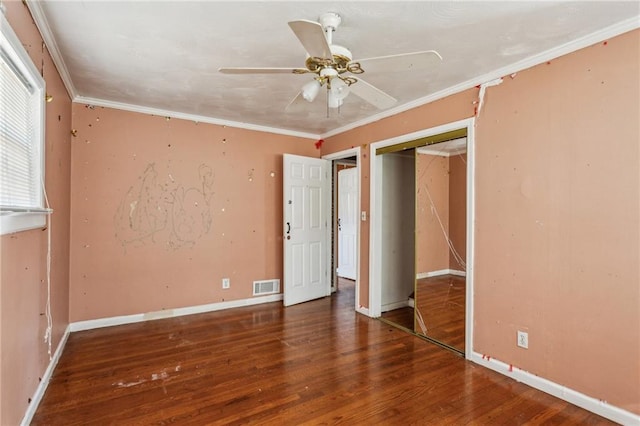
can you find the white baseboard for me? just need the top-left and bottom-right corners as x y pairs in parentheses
(69, 294), (284, 332)
(381, 300), (409, 313)
(470, 351), (640, 425)
(356, 305), (370, 317)
(416, 269), (466, 279)
(21, 325), (71, 426)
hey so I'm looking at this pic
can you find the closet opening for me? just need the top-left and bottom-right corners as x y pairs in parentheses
(370, 119), (475, 358)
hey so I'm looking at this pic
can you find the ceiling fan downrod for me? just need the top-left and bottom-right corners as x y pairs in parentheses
(319, 12), (341, 45)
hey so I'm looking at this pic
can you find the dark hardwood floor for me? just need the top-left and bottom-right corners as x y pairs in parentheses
(32, 280), (614, 425)
(381, 306), (415, 331)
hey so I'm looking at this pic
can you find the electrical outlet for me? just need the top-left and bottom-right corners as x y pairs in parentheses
(517, 330), (529, 349)
(222, 278), (230, 289)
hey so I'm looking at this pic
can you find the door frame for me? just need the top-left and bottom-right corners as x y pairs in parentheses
(369, 118), (475, 359)
(322, 147), (362, 315)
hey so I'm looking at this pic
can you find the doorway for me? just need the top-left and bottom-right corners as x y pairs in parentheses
(370, 118), (475, 359)
(336, 162), (357, 281)
(379, 149), (416, 332)
(323, 148), (361, 314)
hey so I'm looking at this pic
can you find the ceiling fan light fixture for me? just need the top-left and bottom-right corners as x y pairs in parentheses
(331, 78), (350, 100)
(327, 91), (343, 109)
(301, 79), (321, 102)
(326, 77), (350, 109)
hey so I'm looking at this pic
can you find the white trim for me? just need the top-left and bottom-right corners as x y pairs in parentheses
(382, 300), (409, 312)
(356, 306), (370, 317)
(416, 269), (466, 279)
(69, 294), (283, 332)
(0, 213), (46, 235)
(25, 0), (77, 99)
(416, 147), (467, 158)
(470, 352), (640, 425)
(368, 145), (383, 318)
(321, 17), (639, 139)
(369, 118), (476, 359)
(451, 269), (466, 277)
(75, 96), (320, 140)
(21, 325), (71, 426)
(322, 147), (361, 316)
(465, 122), (476, 360)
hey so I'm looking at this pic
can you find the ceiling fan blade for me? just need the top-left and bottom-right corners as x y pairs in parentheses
(285, 91), (308, 112)
(355, 50), (442, 74)
(218, 67), (307, 74)
(288, 20), (332, 59)
(350, 78), (397, 110)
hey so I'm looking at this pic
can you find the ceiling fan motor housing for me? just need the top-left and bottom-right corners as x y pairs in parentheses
(305, 44), (353, 74)
(319, 12), (342, 32)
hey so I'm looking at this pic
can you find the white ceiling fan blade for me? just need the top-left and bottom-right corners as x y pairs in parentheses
(219, 67), (306, 74)
(285, 91), (308, 112)
(288, 20), (332, 59)
(350, 78), (397, 110)
(355, 50), (442, 74)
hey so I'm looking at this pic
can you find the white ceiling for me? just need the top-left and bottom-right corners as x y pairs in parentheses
(417, 137), (467, 156)
(29, 1), (639, 138)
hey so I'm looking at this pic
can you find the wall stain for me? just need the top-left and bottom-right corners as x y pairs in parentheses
(114, 162), (214, 250)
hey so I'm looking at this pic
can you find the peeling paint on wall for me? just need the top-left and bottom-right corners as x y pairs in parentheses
(114, 162), (214, 250)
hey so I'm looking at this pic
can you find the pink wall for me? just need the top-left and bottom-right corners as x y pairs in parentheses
(473, 32), (639, 413)
(0, 2), (72, 424)
(323, 30), (639, 414)
(448, 154), (466, 269)
(69, 106), (317, 321)
(416, 154), (450, 273)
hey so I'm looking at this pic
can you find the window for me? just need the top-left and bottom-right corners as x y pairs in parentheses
(0, 12), (47, 235)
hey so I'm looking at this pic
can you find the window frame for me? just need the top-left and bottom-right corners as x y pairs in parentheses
(0, 11), (48, 235)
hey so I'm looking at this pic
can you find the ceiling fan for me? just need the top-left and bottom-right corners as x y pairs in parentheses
(219, 12), (442, 112)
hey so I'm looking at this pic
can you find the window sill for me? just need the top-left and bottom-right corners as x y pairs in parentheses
(0, 210), (51, 235)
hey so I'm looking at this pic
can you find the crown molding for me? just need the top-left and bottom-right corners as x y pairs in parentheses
(25, 0), (77, 99)
(74, 96), (320, 140)
(321, 16), (640, 139)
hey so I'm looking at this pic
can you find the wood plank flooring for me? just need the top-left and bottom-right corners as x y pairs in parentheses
(32, 281), (614, 425)
(381, 306), (414, 331)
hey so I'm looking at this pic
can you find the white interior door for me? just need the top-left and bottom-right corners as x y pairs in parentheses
(283, 154), (331, 306)
(337, 167), (357, 280)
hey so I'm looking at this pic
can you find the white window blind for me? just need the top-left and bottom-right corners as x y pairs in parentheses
(0, 12), (46, 235)
(0, 48), (41, 209)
